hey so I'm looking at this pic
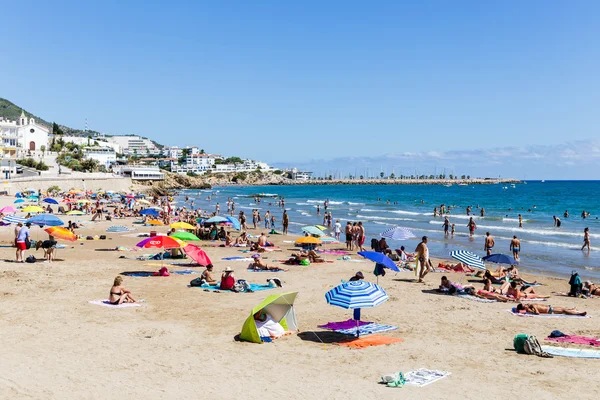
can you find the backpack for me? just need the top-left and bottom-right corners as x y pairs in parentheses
(238, 279), (252, 292)
(190, 277), (204, 287)
(25, 255), (36, 263)
(568, 271), (582, 297)
(267, 278), (282, 288)
(523, 335), (553, 358)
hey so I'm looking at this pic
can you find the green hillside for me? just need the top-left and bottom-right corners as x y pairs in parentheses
(0, 98), (51, 127)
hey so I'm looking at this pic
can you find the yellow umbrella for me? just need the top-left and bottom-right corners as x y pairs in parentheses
(295, 236), (322, 245)
(170, 221), (194, 230)
(147, 219), (164, 226)
(171, 237), (187, 247)
(66, 210), (85, 215)
(22, 206), (44, 213)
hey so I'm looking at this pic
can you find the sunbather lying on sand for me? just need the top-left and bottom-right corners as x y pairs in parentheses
(438, 262), (474, 273)
(250, 255), (288, 271)
(516, 303), (587, 316)
(475, 289), (513, 302)
(438, 276), (475, 294)
(501, 281), (549, 300)
(285, 250), (323, 264)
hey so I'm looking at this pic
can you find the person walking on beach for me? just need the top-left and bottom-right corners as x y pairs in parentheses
(510, 236), (521, 262)
(484, 232), (495, 256)
(334, 219), (342, 241)
(443, 217), (450, 236)
(282, 210), (289, 234)
(467, 217), (476, 236)
(357, 222), (366, 251)
(15, 222), (30, 262)
(582, 227), (591, 252)
(264, 210), (271, 229)
(415, 236), (432, 283)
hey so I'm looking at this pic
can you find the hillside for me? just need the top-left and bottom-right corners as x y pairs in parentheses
(0, 98), (51, 127)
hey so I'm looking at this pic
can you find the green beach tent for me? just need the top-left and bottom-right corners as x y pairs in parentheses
(240, 292), (299, 343)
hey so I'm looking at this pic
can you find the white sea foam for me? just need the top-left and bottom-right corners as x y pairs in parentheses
(356, 214), (417, 222)
(329, 201), (344, 205)
(347, 202), (365, 205)
(295, 202), (309, 206)
(306, 200), (325, 203)
(389, 210), (422, 216)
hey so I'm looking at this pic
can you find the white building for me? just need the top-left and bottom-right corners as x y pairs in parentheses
(83, 147), (117, 168)
(0, 111), (49, 157)
(291, 168), (313, 180)
(162, 146), (183, 159)
(114, 165), (164, 181)
(105, 135), (158, 156)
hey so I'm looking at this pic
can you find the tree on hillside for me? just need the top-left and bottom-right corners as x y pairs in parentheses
(178, 148), (189, 165)
(390, 173), (395, 179)
(52, 122), (64, 135)
(380, 172), (384, 178)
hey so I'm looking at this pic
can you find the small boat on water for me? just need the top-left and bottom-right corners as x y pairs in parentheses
(444, 184), (452, 187)
(458, 183), (467, 186)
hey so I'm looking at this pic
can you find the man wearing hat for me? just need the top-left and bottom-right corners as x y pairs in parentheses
(16, 222), (31, 262)
(220, 267), (236, 290)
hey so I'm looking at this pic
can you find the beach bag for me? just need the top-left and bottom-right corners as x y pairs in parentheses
(190, 277), (204, 287)
(389, 253), (399, 261)
(513, 334), (529, 353)
(232, 282), (244, 293)
(523, 335), (553, 358)
(25, 238), (32, 250)
(25, 255), (36, 263)
(238, 279), (252, 292)
(267, 278), (282, 288)
(99, 235), (106, 240)
(568, 271), (582, 297)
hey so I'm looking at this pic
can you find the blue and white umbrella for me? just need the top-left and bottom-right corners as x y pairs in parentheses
(225, 216), (241, 230)
(205, 216), (228, 224)
(27, 214), (64, 227)
(42, 198), (59, 205)
(139, 208), (159, 216)
(325, 281), (389, 309)
(380, 226), (416, 241)
(449, 250), (486, 270)
(3, 215), (27, 224)
(302, 226), (324, 236)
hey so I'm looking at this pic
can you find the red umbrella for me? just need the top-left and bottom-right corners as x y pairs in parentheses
(136, 236), (181, 249)
(183, 244), (212, 266)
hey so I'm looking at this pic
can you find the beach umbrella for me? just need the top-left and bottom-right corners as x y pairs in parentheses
(136, 236), (181, 249)
(302, 226), (324, 236)
(380, 226), (416, 241)
(66, 210), (84, 215)
(0, 206), (17, 214)
(205, 216), (228, 224)
(449, 250), (486, 271)
(42, 198), (59, 205)
(326, 281), (389, 309)
(77, 199), (90, 204)
(22, 206), (44, 213)
(137, 199), (151, 205)
(171, 231), (200, 241)
(3, 215), (27, 224)
(183, 244), (212, 266)
(357, 251), (400, 272)
(27, 214), (64, 227)
(225, 216), (241, 230)
(14, 199), (25, 204)
(319, 236), (338, 243)
(44, 227), (76, 242)
(106, 225), (130, 233)
(239, 292), (299, 343)
(295, 236), (322, 245)
(146, 219), (164, 226)
(315, 225), (328, 231)
(170, 221), (194, 230)
(139, 208), (159, 216)
(483, 253), (518, 265)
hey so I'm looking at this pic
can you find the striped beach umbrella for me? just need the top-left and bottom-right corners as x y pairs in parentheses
(380, 226), (416, 241)
(325, 281), (389, 309)
(449, 250), (486, 270)
(3, 215), (27, 224)
(106, 225), (130, 233)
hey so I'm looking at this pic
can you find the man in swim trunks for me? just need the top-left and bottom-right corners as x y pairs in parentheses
(516, 303), (587, 316)
(415, 236), (433, 283)
(442, 217), (450, 236)
(484, 232), (495, 256)
(345, 222), (353, 250)
(510, 236), (521, 261)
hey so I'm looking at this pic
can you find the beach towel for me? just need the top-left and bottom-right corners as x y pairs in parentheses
(404, 369), (451, 387)
(247, 268), (286, 272)
(223, 257), (254, 261)
(546, 335), (600, 347)
(337, 334), (403, 348)
(318, 250), (350, 255)
(88, 300), (142, 308)
(318, 319), (373, 330)
(507, 309), (590, 318)
(170, 270), (200, 275)
(335, 323), (398, 336)
(195, 283), (274, 292)
(456, 294), (496, 303)
(540, 346), (600, 359)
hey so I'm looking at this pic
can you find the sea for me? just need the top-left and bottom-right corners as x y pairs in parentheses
(174, 181), (600, 280)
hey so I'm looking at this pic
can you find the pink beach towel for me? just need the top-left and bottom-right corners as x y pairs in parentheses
(546, 335), (600, 347)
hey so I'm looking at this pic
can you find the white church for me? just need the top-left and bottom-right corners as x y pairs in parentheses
(0, 110), (50, 157)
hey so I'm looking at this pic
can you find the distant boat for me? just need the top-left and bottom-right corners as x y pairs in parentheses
(502, 186), (508, 189)
(444, 184), (452, 187)
(541, 180), (545, 183)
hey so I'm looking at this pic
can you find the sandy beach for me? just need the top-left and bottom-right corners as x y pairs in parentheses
(1, 194), (599, 400)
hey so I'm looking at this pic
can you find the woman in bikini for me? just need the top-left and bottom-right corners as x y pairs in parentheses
(584, 281), (600, 296)
(109, 276), (137, 305)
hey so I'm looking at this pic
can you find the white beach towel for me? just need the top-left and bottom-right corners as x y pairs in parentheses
(404, 369), (451, 387)
(456, 294), (495, 303)
(88, 300), (142, 308)
(506, 309), (590, 318)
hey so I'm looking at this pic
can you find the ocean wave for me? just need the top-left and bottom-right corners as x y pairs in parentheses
(476, 223), (600, 239)
(347, 202), (365, 205)
(359, 208), (380, 212)
(329, 201), (344, 205)
(295, 202), (309, 206)
(306, 200), (325, 203)
(357, 214), (417, 222)
(372, 221), (395, 226)
(389, 210), (423, 216)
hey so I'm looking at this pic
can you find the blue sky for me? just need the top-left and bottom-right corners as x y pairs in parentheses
(3, 1), (600, 177)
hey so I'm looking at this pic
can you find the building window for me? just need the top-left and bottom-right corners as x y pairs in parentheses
(30, 128), (35, 133)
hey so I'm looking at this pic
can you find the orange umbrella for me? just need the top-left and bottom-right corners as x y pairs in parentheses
(45, 227), (77, 242)
(295, 236), (322, 245)
(146, 219), (164, 226)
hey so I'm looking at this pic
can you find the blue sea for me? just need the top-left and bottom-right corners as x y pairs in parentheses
(175, 181), (600, 280)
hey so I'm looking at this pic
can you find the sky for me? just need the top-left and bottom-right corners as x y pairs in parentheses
(2, 1), (600, 178)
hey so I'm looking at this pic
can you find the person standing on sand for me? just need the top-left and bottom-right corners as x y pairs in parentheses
(510, 236), (521, 261)
(357, 222), (366, 251)
(15, 222), (30, 263)
(442, 217), (450, 236)
(415, 236), (432, 283)
(345, 222), (353, 250)
(282, 210), (289, 234)
(467, 217), (476, 236)
(334, 219), (342, 241)
(582, 227), (591, 252)
(484, 232), (495, 256)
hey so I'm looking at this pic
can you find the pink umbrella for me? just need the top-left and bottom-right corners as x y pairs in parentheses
(183, 244), (212, 266)
(136, 236), (181, 249)
(0, 206), (17, 214)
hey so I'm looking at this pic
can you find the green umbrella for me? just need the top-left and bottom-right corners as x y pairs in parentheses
(171, 231), (200, 241)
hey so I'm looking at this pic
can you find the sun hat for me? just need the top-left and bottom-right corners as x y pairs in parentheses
(224, 267), (234, 272)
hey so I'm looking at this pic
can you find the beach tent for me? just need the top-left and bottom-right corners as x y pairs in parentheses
(240, 292), (299, 344)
